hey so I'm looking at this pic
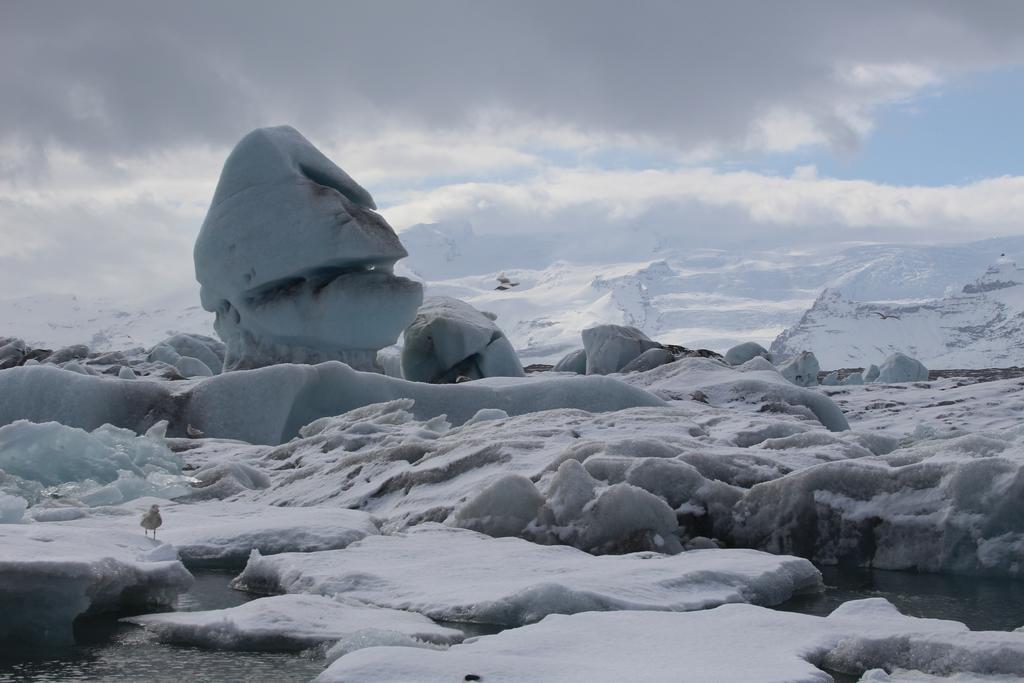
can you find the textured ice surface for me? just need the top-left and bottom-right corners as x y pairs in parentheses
(725, 341), (771, 366)
(778, 350), (821, 387)
(0, 362), (664, 444)
(124, 593), (462, 652)
(0, 420), (191, 506)
(582, 324), (661, 374)
(194, 126), (423, 371)
(319, 598), (1024, 683)
(877, 351), (930, 383)
(0, 522), (192, 647)
(401, 296), (523, 383)
(234, 524), (821, 626)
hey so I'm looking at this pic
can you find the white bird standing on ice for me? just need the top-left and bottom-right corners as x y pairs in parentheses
(141, 504), (163, 539)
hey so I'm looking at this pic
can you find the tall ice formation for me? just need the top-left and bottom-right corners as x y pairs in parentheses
(194, 126), (423, 372)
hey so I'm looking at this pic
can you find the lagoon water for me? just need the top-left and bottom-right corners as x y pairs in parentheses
(2, 566), (1021, 682)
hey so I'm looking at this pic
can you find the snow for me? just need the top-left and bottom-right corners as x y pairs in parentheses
(877, 351), (929, 383)
(0, 522), (192, 647)
(0, 361), (665, 444)
(401, 296), (523, 382)
(193, 126), (423, 371)
(124, 593), (462, 652)
(320, 598), (1024, 683)
(581, 324), (661, 374)
(234, 524), (821, 626)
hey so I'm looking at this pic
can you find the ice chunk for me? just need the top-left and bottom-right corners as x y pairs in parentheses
(777, 351), (820, 387)
(821, 371), (840, 386)
(553, 348), (587, 374)
(174, 355), (213, 378)
(233, 524), (821, 626)
(155, 333), (225, 375)
(118, 365), (137, 379)
(318, 599), (1024, 683)
(0, 522), (192, 647)
(194, 126), (423, 372)
(842, 371), (864, 385)
(725, 341), (771, 366)
(619, 347), (676, 373)
(401, 296), (524, 383)
(0, 420), (188, 505)
(582, 324), (661, 375)
(462, 408), (509, 425)
(877, 352), (929, 383)
(451, 474), (545, 537)
(124, 593), (462, 652)
(0, 493), (27, 523)
(864, 363), (880, 382)
(0, 362), (665, 445)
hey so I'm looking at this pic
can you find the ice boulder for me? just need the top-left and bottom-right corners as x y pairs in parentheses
(821, 371), (840, 386)
(877, 352), (929, 383)
(619, 348), (676, 373)
(582, 325), (661, 375)
(401, 296), (524, 383)
(153, 334), (225, 375)
(724, 341), (771, 367)
(842, 372), (864, 385)
(0, 493), (27, 523)
(194, 126), (423, 372)
(777, 351), (820, 387)
(552, 348), (587, 374)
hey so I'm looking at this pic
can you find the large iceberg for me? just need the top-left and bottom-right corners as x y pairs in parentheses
(233, 524), (821, 626)
(194, 126), (423, 372)
(401, 296), (523, 383)
(877, 351), (930, 383)
(318, 598), (1024, 683)
(0, 362), (665, 444)
(582, 324), (661, 375)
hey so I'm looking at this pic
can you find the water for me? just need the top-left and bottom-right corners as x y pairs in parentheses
(0, 571), (327, 683)
(2, 566), (1020, 682)
(779, 565), (1024, 631)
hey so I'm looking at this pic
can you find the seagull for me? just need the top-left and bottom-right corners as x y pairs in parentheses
(186, 423), (204, 438)
(494, 272), (520, 291)
(872, 311), (901, 320)
(140, 504), (163, 540)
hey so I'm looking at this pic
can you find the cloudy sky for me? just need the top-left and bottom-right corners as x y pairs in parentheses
(2, 1), (1024, 300)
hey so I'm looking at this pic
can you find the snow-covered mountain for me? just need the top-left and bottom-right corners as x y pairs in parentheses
(772, 257), (1024, 369)
(4, 221), (1024, 365)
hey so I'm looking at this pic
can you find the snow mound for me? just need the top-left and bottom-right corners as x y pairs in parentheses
(582, 324), (661, 375)
(877, 352), (929, 383)
(0, 420), (192, 506)
(401, 296), (523, 383)
(0, 522), (192, 647)
(233, 524), (821, 627)
(194, 126), (423, 372)
(0, 361), (665, 444)
(124, 593), (462, 652)
(318, 598), (1024, 683)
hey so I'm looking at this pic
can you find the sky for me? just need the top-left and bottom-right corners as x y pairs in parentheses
(2, 1), (1024, 301)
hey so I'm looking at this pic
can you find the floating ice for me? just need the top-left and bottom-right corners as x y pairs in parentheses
(233, 524), (821, 627)
(401, 296), (523, 383)
(124, 593), (462, 652)
(877, 351), (929, 383)
(0, 522), (192, 647)
(318, 598), (1024, 683)
(194, 126), (423, 372)
(582, 324), (661, 375)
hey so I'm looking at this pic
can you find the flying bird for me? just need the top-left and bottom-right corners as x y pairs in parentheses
(872, 311), (901, 320)
(140, 504), (163, 540)
(494, 272), (520, 291)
